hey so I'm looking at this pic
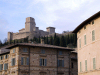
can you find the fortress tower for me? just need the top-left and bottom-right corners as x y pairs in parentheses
(25, 17), (36, 32)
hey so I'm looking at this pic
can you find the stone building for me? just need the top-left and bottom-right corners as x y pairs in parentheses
(7, 17), (55, 41)
(73, 11), (100, 75)
(0, 43), (77, 75)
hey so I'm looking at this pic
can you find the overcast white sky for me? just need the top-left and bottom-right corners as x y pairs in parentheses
(0, 0), (100, 42)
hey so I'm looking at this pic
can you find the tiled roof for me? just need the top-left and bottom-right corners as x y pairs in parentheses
(6, 43), (74, 51)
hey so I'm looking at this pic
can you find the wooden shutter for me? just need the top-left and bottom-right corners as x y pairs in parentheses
(0, 64), (1, 70)
(93, 58), (96, 69)
(57, 60), (59, 67)
(79, 39), (81, 48)
(62, 60), (64, 67)
(84, 35), (86, 45)
(80, 62), (82, 72)
(92, 30), (95, 41)
(85, 60), (87, 71)
(40, 59), (42, 66)
(4, 64), (5, 70)
(14, 58), (15, 65)
(27, 57), (29, 65)
(21, 57), (23, 65)
(45, 59), (47, 66)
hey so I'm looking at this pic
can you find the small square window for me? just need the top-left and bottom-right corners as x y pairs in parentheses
(84, 26), (86, 29)
(92, 21), (94, 25)
(41, 50), (45, 54)
(89, 22), (91, 24)
(23, 48), (28, 52)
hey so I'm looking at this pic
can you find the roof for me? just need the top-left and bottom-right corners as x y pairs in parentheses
(6, 43), (74, 51)
(73, 11), (100, 33)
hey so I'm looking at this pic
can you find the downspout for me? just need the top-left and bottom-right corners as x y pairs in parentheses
(57, 50), (58, 75)
(29, 48), (30, 75)
(69, 52), (71, 75)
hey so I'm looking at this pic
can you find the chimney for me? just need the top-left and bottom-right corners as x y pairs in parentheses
(41, 39), (44, 44)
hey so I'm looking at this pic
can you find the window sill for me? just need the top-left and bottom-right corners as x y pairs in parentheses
(39, 54), (47, 57)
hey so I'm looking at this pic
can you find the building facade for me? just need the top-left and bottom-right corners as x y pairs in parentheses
(73, 11), (100, 75)
(0, 43), (77, 75)
(7, 17), (55, 41)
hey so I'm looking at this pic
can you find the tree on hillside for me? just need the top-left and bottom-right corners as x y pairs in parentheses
(60, 36), (66, 47)
(50, 36), (53, 45)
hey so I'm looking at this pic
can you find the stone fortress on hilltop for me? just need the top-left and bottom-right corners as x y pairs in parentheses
(7, 17), (55, 41)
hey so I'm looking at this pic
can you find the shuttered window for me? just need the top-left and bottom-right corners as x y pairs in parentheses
(80, 62), (82, 72)
(41, 50), (45, 54)
(59, 51), (62, 55)
(85, 60), (87, 71)
(40, 59), (47, 66)
(57, 60), (64, 67)
(93, 58), (96, 69)
(23, 48), (28, 52)
(79, 39), (81, 48)
(0, 64), (3, 70)
(84, 35), (86, 45)
(5, 55), (9, 59)
(21, 57), (29, 65)
(4, 63), (8, 70)
(11, 58), (15, 66)
(92, 30), (95, 41)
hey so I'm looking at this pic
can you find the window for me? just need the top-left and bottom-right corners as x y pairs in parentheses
(93, 58), (96, 69)
(58, 60), (64, 67)
(40, 59), (47, 66)
(21, 57), (29, 65)
(0, 64), (3, 71)
(23, 48), (28, 52)
(84, 26), (86, 29)
(41, 50), (45, 54)
(89, 22), (91, 24)
(13, 49), (15, 53)
(92, 21), (94, 24)
(80, 62), (82, 72)
(92, 30), (95, 41)
(84, 35), (86, 45)
(71, 62), (73, 68)
(0, 56), (4, 60)
(5, 55), (9, 59)
(4, 63), (8, 70)
(85, 60), (87, 71)
(59, 51), (62, 55)
(79, 39), (81, 48)
(11, 58), (15, 66)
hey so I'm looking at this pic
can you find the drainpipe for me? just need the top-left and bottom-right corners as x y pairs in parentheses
(29, 48), (30, 75)
(69, 52), (71, 75)
(57, 50), (58, 75)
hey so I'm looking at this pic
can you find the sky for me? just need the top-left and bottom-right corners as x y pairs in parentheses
(0, 0), (100, 42)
